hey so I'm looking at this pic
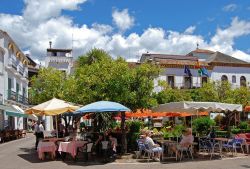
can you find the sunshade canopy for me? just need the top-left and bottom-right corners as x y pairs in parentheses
(74, 101), (131, 115)
(25, 98), (79, 116)
(245, 106), (250, 112)
(152, 101), (242, 114)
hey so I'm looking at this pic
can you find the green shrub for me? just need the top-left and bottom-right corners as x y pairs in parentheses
(172, 124), (185, 137)
(231, 128), (241, 134)
(128, 120), (144, 133)
(192, 117), (216, 136)
(239, 121), (249, 130)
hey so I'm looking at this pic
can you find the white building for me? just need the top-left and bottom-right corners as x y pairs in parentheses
(45, 42), (74, 75)
(140, 49), (250, 92)
(0, 30), (30, 130)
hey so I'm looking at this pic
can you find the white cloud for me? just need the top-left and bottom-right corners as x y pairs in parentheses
(0, 1), (250, 63)
(223, 4), (237, 12)
(112, 8), (135, 32)
(23, 0), (86, 23)
(184, 26), (196, 34)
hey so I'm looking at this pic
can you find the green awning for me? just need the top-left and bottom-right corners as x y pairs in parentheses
(0, 104), (27, 118)
(6, 111), (28, 118)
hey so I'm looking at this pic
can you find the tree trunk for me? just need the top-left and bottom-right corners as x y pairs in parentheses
(121, 111), (127, 154)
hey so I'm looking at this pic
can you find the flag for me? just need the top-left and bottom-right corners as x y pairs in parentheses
(201, 67), (209, 77)
(198, 67), (209, 77)
(184, 65), (192, 76)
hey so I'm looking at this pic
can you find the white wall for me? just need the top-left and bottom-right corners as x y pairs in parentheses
(154, 66), (250, 91)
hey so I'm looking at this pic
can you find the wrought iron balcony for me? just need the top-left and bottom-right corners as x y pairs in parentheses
(7, 90), (29, 105)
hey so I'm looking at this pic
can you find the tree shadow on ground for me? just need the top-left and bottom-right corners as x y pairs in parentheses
(18, 148), (116, 166)
(241, 165), (250, 168)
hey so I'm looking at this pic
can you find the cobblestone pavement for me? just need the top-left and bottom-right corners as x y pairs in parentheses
(0, 133), (249, 169)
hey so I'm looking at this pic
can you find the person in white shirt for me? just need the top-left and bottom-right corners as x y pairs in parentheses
(34, 121), (44, 150)
(144, 130), (163, 162)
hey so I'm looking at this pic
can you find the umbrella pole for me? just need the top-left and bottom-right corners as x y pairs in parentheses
(56, 115), (58, 138)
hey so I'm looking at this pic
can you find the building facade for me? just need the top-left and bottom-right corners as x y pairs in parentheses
(45, 42), (74, 75)
(0, 30), (30, 130)
(140, 49), (250, 92)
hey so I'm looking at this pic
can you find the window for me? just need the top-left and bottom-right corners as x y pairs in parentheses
(167, 76), (175, 88)
(221, 75), (228, 82)
(240, 76), (246, 87)
(52, 52), (57, 56)
(184, 76), (192, 89)
(232, 75), (236, 83)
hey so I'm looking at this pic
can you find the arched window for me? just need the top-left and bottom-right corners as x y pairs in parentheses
(221, 75), (228, 82)
(232, 75), (236, 83)
(240, 76), (246, 87)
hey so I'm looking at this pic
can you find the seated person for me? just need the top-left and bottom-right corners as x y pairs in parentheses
(171, 128), (194, 157)
(93, 133), (104, 155)
(144, 130), (163, 162)
(108, 134), (118, 158)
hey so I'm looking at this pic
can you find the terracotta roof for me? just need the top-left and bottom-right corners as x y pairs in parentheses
(187, 49), (215, 55)
(141, 53), (198, 61)
(207, 51), (249, 64)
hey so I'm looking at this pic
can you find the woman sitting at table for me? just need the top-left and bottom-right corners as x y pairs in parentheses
(171, 128), (194, 157)
(144, 130), (163, 162)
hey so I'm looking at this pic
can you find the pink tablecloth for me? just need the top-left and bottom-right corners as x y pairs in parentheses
(37, 142), (57, 160)
(58, 141), (87, 158)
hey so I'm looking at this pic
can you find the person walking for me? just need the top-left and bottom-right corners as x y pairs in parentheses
(34, 121), (44, 150)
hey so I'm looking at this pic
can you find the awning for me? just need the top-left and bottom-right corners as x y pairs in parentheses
(12, 105), (38, 120)
(0, 104), (28, 118)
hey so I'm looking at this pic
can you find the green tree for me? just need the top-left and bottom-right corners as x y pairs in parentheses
(29, 67), (65, 104)
(197, 80), (219, 102)
(77, 48), (112, 66)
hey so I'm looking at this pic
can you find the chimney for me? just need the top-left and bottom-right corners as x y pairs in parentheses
(49, 41), (52, 49)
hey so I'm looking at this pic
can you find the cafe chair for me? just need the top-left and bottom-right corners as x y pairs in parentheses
(76, 142), (94, 161)
(178, 144), (193, 161)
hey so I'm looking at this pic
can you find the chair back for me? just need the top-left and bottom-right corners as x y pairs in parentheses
(101, 141), (109, 150)
(137, 141), (145, 151)
(86, 143), (93, 153)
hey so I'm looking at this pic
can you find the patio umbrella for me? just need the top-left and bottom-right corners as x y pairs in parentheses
(25, 98), (79, 137)
(74, 101), (131, 114)
(25, 98), (79, 116)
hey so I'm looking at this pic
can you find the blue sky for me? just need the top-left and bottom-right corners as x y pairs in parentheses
(0, 0), (250, 62)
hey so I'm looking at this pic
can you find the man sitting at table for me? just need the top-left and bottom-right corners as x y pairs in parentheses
(171, 128), (194, 158)
(144, 130), (163, 162)
(108, 134), (117, 159)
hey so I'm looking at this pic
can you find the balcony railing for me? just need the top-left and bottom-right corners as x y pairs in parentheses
(7, 90), (29, 105)
(18, 66), (24, 76)
(11, 60), (17, 70)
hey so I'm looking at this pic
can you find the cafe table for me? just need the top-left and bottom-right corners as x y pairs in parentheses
(155, 139), (178, 160)
(37, 141), (57, 160)
(58, 140), (88, 159)
(214, 137), (229, 157)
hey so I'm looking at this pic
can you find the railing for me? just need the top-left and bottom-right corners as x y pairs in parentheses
(7, 90), (29, 105)
(11, 59), (17, 70)
(18, 65), (24, 76)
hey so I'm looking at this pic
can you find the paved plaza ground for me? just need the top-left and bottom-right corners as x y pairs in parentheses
(0, 133), (249, 169)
